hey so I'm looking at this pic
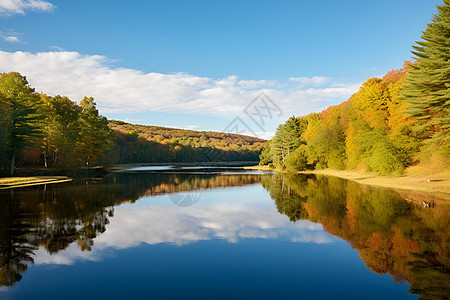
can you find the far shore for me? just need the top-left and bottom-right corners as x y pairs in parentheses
(3, 165), (449, 203)
(245, 165), (450, 202)
(110, 161), (260, 171)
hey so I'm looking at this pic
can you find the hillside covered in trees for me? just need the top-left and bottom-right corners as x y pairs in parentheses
(260, 1), (449, 175)
(0, 73), (265, 176)
(109, 120), (265, 164)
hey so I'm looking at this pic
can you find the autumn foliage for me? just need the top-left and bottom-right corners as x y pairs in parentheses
(263, 66), (424, 174)
(262, 1), (450, 174)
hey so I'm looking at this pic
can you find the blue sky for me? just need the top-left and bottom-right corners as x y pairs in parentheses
(0, 0), (440, 138)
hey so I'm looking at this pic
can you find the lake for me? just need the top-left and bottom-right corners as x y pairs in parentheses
(0, 171), (449, 299)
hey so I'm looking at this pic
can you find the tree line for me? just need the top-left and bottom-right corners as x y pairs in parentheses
(260, 1), (449, 174)
(110, 120), (265, 164)
(0, 72), (265, 176)
(0, 72), (114, 175)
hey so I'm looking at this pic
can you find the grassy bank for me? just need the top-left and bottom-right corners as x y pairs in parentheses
(0, 176), (72, 189)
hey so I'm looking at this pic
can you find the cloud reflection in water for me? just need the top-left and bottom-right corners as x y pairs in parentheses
(34, 185), (336, 265)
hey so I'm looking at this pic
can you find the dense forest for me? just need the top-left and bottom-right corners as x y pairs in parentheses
(260, 1), (449, 175)
(110, 120), (265, 164)
(0, 72), (115, 175)
(0, 74), (265, 176)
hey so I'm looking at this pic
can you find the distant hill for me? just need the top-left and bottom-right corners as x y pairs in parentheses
(108, 120), (267, 164)
(109, 120), (266, 145)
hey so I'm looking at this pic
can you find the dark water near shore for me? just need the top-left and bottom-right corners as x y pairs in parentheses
(0, 172), (448, 299)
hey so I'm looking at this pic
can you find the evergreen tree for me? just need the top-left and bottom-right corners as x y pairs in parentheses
(271, 116), (303, 168)
(259, 141), (273, 166)
(0, 73), (43, 175)
(402, 0), (450, 145)
(0, 93), (8, 168)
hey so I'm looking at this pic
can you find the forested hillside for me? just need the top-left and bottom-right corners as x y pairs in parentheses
(109, 120), (264, 145)
(0, 72), (265, 176)
(260, 1), (449, 175)
(109, 120), (265, 163)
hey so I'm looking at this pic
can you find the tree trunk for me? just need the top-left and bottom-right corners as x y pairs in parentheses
(10, 154), (15, 176)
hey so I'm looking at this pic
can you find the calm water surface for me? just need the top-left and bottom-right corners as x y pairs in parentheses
(0, 172), (448, 299)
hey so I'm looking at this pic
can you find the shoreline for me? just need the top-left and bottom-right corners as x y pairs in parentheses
(245, 166), (450, 202)
(110, 161), (260, 170)
(302, 169), (450, 194)
(3, 166), (449, 203)
(0, 176), (72, 189)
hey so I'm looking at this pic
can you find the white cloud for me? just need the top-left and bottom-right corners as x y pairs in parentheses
(3, 35), (19, 42)
(0, 0), (55, 16)
(49, 45), (64, 51)
(0, 29), (24, 43)
(0, 50), (361, 137)
(34, 186), (337, 266)
(288, 76), (330, 87)
(255, 131), (275, 140)
(238, 79), (278, 89)
(166, 124), (200, 130)
(0, 50), (359, 111)
(122, 118), (144, 124)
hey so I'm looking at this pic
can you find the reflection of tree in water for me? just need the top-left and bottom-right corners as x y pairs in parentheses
(261, 173), (450, 300)
(0, 172), (262, 287)
(0, 192), (37, 287)
(0, 187), (113, 287)
(4, 171), (446, 298)
(0, 239), (35, 287)
(261, 173), (310, 221)
(409, 251), (450, 300)
(164, 173), (261, 207)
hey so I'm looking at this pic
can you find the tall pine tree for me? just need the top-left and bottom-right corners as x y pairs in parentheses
(270, 116), (304, 168)
(402, 0), (450, 147)
(0, 73), (43, 175)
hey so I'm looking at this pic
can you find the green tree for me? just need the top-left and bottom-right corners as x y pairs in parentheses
(259, 141), (273, 166)
(0, 93), (8, 169)
(402, 0), (450, 147)
(304, 108), (346, 169)
(285, 145), (308, 171)
(271, 116), (304, 168)
(0, 72), (43, 175)
(47, 95), (82, 170)
(78, 97), (114, 167)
